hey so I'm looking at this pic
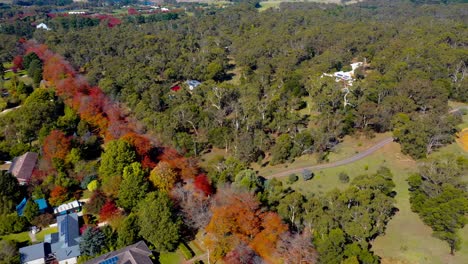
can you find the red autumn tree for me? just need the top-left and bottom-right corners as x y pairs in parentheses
(12, 55), (23, 71)
(99, 200), (120, 222)
(48, 186), (69, 206)
(194, 174), (213, 196)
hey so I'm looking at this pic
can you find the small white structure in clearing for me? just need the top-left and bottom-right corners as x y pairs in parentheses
(186, 80), (202, 90)
(161, 7), (170, 12)
(321, 61), (363, 86)
(36, 23), (51, 31)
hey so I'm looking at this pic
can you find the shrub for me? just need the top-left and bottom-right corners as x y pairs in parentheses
(338, 172), (350, 183)
(287, 174), (298, 184)
(81, 175), (97, 189)
(302, 169), (313, 181)
(87, 180), (99, 192)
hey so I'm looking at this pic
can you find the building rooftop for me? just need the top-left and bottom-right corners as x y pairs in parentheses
(84, 241), (153, 264)
(8, 152), (38, 184)
(54, 200), (81, 214)
(20, 213), (81, 263)
(19, 242), (48, 263)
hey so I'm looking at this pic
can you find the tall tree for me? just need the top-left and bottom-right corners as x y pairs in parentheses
(117, 162), (149, 211)
(80, 227), (106, 257)
(137, 192), (181, 252)
(117, 213), (140, 248)
(98, 140), (137, 196)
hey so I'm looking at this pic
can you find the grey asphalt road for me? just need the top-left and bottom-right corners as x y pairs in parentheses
(265, 137), (394, 178)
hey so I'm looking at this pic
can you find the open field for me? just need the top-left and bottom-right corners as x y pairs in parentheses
(258, 0), (362, 11)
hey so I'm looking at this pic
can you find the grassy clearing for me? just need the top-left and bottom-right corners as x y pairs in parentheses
(36, 226), (58, 242)
(253, 132), (392, 179)
(159, 251), (183, 264)
(271, 126), (467, 263)
(1, 231), (30, 244)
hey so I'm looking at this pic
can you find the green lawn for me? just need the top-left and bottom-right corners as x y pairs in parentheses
(263, 116), (468, 264)
(0, 231), (30, 244)
(253, 132), (392, 180)
(36, 227), (58, 242)
(159, 252), (183, 264)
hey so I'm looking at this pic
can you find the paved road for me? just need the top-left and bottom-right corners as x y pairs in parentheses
(266, 137), (394, 178)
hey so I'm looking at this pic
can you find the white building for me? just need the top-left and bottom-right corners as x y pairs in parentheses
(36, 23), (50, 31)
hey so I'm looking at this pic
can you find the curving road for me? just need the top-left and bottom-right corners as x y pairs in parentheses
(265, 137), (394, 178)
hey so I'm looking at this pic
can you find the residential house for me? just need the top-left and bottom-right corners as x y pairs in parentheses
(84, 241), (153, 264)
(9, 152), (38, 185)
(19, 213), (81, 264)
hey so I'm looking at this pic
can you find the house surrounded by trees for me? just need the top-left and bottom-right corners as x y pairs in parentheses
(8, 152), (38, 185)
(19, 213), (81, 264)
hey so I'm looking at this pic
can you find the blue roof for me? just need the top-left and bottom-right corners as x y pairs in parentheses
(16, 197), (27, 216)
(19, 243), (46, 262)
(35, 198), (48, 211)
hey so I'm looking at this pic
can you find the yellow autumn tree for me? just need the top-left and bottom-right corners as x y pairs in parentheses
(149, 161), (178, 192)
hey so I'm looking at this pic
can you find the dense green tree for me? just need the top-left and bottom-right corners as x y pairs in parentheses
(0, 240), (19, 264)
(270, 134), (293, 165)
(0, 214), (28, 235)
(0, 171), (21, 201)
(137, 192), (181, 252)
(117, 162), (149, 211)
(23, 200), (40, 223)
(99, 140), (137, 196)
(233, 169), (263, 192)
(408, 155), (468, 254)
(80, 227), (106, 257)
(117, 213), (140, 248)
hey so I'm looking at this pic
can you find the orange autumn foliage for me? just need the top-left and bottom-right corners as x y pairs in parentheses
(250, 212), (288, 263)
(205, 187), (287, 262)
(42, 130), (71, 172)
(48, 186), (69, 206)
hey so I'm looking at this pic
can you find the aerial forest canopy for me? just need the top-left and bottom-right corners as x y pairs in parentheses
(0, 0), (467, 263)
(24, 0), (466, 164)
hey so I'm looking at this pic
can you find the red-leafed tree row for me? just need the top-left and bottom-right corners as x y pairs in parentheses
(22, 42), (197, 178)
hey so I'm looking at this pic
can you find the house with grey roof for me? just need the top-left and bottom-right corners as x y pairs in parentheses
(19, 213), (81, 264)
(8, 152), (38, 185)
(84, 241), (153, 264)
